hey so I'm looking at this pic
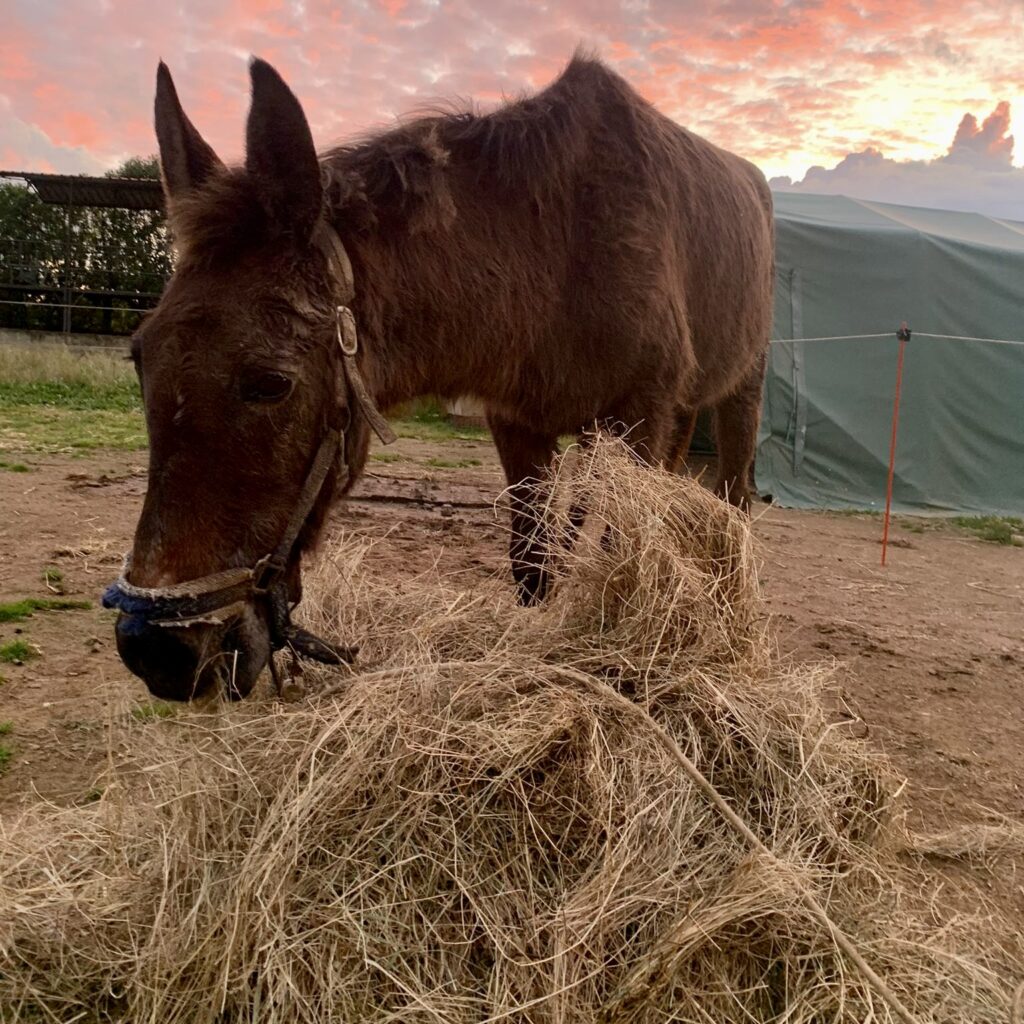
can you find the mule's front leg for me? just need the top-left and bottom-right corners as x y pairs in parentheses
(488, 416), (559, 606)
(507, 479), (554, 605)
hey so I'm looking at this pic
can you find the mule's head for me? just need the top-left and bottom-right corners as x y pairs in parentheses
(112, 59), (370, 701)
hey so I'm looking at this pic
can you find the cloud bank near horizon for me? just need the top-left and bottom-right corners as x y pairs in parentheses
(771, 102), (1024, 220)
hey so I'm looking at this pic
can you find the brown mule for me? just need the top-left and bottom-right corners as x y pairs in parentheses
(111, 53), (774, 700)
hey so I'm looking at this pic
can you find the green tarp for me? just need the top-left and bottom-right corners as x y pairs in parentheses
(756, 193), (1024, 516)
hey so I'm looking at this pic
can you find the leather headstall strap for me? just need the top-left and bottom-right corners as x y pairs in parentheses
(102, 218), (396, 690)
(316, 221), (397, 447)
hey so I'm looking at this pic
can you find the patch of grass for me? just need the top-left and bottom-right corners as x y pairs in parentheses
(0, 459), (30, 472)
(370, 452), (405, 464)
(0, 721), (13, 775)
(0, 378), (141, 411)
(0, 597), (91, 623)
(0, 404), (147, 452)
(827, 508), (881, 518)
(393, 419), (490, 443)
(0, 639), (39, 663)
(0, 344), (146, 452)
(131, 701), (177, 723)
(424, 456), (482, 469)
(952, 515), (1024, 545)
(390, 397), (490, 443)
(898, 520), (947, 536)
(0, 345), (140, 408)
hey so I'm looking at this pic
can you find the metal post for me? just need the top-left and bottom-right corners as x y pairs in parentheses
(880, 323), (911, 567)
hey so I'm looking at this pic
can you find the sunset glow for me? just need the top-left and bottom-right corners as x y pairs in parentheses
(1, 0), (1021, 216)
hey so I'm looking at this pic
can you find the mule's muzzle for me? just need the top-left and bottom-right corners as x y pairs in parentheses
(116, 613), (213, 701)
(106, 570), (355, 701)
(114, 606), (272, 702)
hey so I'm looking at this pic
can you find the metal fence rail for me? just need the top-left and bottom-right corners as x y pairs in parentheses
(0, 228), (169, 335)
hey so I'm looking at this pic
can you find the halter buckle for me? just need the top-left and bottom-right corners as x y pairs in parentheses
(252, 554), (287, 595)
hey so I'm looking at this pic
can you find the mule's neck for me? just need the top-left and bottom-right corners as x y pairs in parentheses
(339, 227), (489, 414)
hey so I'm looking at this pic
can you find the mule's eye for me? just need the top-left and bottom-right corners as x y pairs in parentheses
(240, 370), (294, 404)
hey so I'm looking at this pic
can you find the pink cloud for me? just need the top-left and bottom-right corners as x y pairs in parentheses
(0, 25), (39, 85)
(56, 110), (101, 149)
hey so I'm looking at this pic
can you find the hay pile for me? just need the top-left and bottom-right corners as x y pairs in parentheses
(0, 441), (1019, 1023)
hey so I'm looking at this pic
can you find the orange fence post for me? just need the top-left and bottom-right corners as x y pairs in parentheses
(880, 323), (911, 567)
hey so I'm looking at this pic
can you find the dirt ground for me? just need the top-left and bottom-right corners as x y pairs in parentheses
(2, 435), (1022, 921)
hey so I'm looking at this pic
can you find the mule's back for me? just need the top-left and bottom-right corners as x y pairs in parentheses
(426, 55), (774, 415)
(538, 57), (774, 407)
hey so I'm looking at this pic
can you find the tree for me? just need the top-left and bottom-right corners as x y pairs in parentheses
(83, 156), (171, 333)
(0, 156), (171, 335)
(111, 156), (161, 180)
(0, 180), (70, 331)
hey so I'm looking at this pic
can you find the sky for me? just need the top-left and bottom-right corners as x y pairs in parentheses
(1, 0), (1022, 218)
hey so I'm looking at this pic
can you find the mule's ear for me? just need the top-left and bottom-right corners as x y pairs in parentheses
(245, 58), (322, 239)
(154, 62), (224, 202)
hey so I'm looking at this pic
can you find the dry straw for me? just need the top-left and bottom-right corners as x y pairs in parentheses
(1, 439), (1020, 1023)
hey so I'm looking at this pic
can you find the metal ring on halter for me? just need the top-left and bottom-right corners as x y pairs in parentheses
(336, 305), (359, 356)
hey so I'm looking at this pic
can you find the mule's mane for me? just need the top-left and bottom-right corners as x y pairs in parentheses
(323, 54), (630, 230)
(168, 55), (642, 264)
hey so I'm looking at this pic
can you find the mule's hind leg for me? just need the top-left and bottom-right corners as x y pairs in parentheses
(665, 407), (699, 474)
(712, 358), (766, 511)
(488, 415), (559, 606)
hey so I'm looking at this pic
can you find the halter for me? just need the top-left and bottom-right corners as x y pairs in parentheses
(102, 221), (397, 680)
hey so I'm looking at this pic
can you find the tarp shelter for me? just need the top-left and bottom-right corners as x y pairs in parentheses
(757, 193), (1024, 516)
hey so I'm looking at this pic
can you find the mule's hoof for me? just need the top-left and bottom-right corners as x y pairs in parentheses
(514, 568), (550, 607)
(713, 484), (752, 514)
